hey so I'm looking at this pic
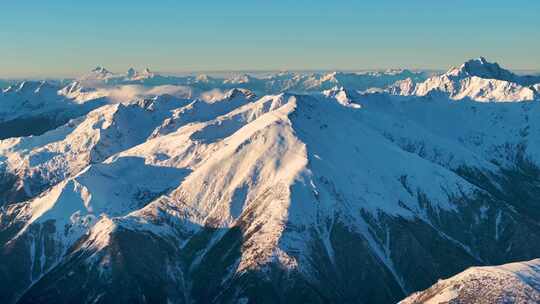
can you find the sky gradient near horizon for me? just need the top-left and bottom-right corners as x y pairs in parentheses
(1, 0), (539, 78)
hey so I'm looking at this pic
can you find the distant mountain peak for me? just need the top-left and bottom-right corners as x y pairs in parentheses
(462, 57), (508, 77)
(225, 88), (257, 100)
(84, 66), (114, 81)
(397, 57), (540, 101)
(126, 67), (154, 80)
(126, 67), (136, 78)
(91, 66), (111, 74)
(196, 74), (211, 82)
(446, 57), (516, 82)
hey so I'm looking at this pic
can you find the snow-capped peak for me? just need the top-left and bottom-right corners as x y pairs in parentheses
(91, 66), (112, 75)
(396, 57), (540, 101)
(447, 57), (517, 82)
(126, 67), (154, 80)
(82, 66), (114, 81)
(320, 71), (341, 82)
(196, 74), (211, 82)
(322, 86), (362, 108)
(224, 88), (256, 100)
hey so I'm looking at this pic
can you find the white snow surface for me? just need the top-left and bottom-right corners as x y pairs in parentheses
(400, 259), (540, 304)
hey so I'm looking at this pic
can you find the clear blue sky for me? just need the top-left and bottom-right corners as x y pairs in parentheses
(1, 0), (539, 78)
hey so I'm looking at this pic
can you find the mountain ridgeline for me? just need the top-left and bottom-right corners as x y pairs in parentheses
(1, 58), (540, 303)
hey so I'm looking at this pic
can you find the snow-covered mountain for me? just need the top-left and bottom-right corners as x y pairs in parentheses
(400, 259), (540, 303)
(0, 81), (107, 139)
(77, 66), (190, 88)
(448, 57), (540, 86)
(74, 66), (427, 96)
(1, 59), (540, 303)
(0, 79), (15, 90)
(393, 57), (540, 102)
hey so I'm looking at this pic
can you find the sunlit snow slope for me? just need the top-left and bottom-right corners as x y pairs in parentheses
(400, 259), (540, 304)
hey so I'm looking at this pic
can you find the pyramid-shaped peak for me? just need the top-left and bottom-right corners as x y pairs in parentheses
(446, 57), (517, 82)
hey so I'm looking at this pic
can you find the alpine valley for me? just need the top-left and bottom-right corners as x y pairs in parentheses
(2, 58), (540, 304)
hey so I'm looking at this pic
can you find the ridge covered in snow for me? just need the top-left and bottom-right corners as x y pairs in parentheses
(393, 57), (540, 102)
(449, 57), (540, 86)
(400, 259), (540, 304)
(0, 80), (107, 139)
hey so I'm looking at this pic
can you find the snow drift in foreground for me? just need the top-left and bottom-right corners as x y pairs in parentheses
(400, 259), (540, 304)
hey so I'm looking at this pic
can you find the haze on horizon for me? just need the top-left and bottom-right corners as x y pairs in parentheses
(1, 0), (539, 78)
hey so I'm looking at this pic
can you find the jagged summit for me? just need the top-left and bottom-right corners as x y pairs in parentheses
(395, 57), (540, 101)
(91, 66), (111, 74)
(448, 57), (540, 86)
(81, 66), (114, 82)
(195, 74), (211, 82)
(224, 87), (256, 100)
(447, 57), (517, 82)
(322, 86), (362, 108)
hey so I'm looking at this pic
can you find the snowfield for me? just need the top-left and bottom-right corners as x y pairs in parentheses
(1, 58), (540, 303)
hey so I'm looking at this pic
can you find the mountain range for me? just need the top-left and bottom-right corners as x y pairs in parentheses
(1, 58), (540, 303)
